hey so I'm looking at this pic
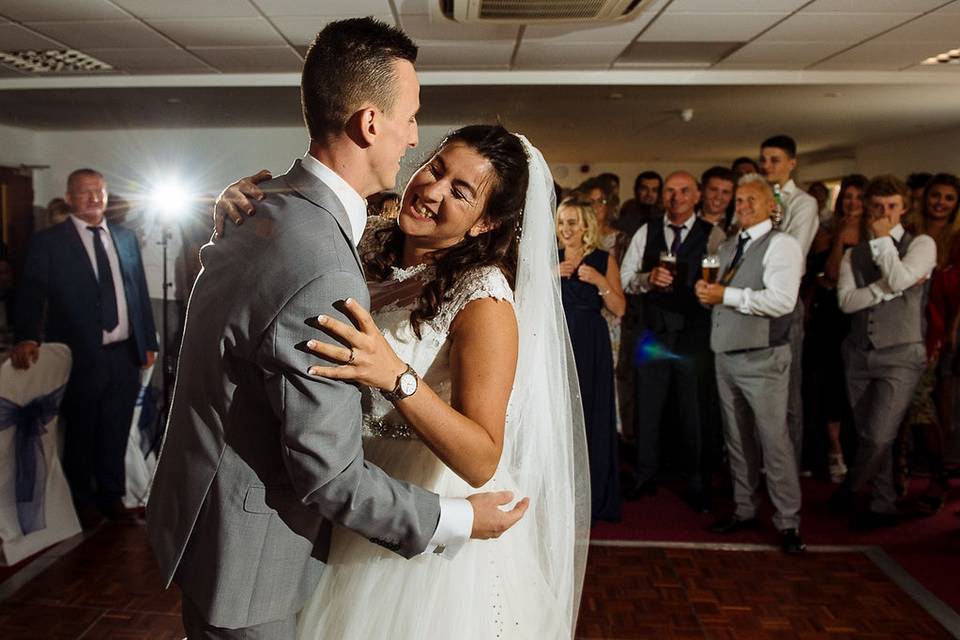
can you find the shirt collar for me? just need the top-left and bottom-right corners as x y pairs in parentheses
(742, 218), (773, 240)
(780, 179), (798, 196)
(70, 214), (107, 234)
(300, 152), (367, 245)
(664, 213), (695, 231)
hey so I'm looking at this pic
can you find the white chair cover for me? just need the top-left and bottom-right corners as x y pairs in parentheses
(0, 343), (81, 566)
(123, 364), (158, 508)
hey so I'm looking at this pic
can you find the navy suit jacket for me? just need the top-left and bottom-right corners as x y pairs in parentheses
(14, 219), (158, 380)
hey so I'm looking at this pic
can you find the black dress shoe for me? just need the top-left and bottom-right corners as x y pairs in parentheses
(708, 515), (760, 534)
(851, 510), (899, 531)
(683, 489), (712, 514)
(780, 528), (806, 554)
(624, 479), (658, 502)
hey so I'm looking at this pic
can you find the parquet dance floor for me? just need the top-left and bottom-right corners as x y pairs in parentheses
(0, 521), (955, 639)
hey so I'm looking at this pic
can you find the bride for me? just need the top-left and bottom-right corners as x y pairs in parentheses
(215, 125), (589, 638)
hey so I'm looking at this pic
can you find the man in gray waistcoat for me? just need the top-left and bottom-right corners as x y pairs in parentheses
(695, 174), (806, 554)
(831, 175), (936, 529)
(146, 19), (526, 638)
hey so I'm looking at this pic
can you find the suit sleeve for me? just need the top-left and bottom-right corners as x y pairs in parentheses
(13, 234), (50, 344)
(260, 269), (441, 559)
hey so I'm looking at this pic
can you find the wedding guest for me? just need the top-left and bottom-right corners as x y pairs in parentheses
(907, 173), (959, 267)
(46, 197), (71, 228)
(806, 174), (867, 483)
(831, 175), (936, 530)
(579, 177), (621, 258)
(696, 173), (805, 554)
(617, 171), (663, 251)
(760, 135), (819, 470)
(906, 172), (933, 222)
(699, 166), (736, 242)
(12, 168), (158, 529)
(731, 156), (760, 178)
(558, 198), (625, 523)
(620, 171), (725, 512)
(807, 181), (831, 224)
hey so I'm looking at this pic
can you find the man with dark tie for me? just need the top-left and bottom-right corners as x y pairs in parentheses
(695, 173), (805, 554)
(12, 168), (157, 529)
(831, 175), (936, 529)
(620, 171), (725, 512)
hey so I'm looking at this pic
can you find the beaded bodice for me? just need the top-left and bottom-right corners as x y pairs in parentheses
(361, 264), (514, 440)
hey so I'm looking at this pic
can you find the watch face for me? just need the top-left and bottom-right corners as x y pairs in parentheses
(399, 372), (418, 396)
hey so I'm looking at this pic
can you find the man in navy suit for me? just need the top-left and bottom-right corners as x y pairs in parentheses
(12, 168), (158, 528)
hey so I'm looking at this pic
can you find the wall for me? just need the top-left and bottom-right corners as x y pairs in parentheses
(0, 122), (41, 172)
(30, 124), (463, 206)
(854, 125), (960, 178)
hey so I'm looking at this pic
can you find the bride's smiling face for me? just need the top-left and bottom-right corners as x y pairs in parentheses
(398, 141), (497, 250)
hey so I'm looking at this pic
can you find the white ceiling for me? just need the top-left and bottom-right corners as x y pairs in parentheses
(1, 0), (959, 163)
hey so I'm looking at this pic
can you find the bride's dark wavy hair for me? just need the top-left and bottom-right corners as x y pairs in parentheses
(362, 124), (529, 338)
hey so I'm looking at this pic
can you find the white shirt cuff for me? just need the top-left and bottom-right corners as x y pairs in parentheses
(722, 286), (744, 309)
(869, 235), (895, 260)
(424, 497), (473, 560)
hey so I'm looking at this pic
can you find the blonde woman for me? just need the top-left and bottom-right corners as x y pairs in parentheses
(557, 198), (625, 523)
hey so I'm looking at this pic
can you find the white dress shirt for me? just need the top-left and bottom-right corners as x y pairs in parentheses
(620, 215), (726, 294)
(300, 152), (472, 559)
(778, 179), (819, 261)
(70, 214), (130, 344)
(837, 224), (937, 314)
(300, 153), (368, 246)
(721, 219), (803, 318)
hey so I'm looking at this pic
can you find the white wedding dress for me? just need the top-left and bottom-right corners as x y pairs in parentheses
(297, 263), (571, 639)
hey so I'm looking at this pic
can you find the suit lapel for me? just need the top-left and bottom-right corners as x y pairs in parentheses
(61, 220), (99, 287)
(282, 160), (364, 275)
(108, 225), (136, 296)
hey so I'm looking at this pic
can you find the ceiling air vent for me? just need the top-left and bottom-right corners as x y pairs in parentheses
(0, 49), (114, 74)
(440, 0), (655, 23)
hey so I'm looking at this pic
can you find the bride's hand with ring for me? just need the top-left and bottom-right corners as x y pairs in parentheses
(306, 298), (407, 391)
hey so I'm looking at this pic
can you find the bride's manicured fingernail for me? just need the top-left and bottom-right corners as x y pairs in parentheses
(345, 298), (353, 305)
(307, 340), (318, 349)
(317, 315), (326, 324)
(307, 367), (319, 376)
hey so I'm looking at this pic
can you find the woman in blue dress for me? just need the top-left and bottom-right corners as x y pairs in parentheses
(557, 197), (626, 523)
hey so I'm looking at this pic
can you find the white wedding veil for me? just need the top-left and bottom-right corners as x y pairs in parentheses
(504, 135), (591, 635)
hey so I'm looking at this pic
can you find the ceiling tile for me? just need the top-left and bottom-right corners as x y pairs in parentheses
(190, 46), (302, 72)
(872, 11), (960, 41)
(399, 14), (519, 43)
(417, 42), (513, 69)
(84, 48), (214, 73)
(615, 41), (741, 67)
(717, 41), (848, 67)
(803, 0), (947, 11)
(0, 23), (65, 49)
(27, 20), (174, 49)
(252, 0), (392, 16)
(666, 0), (806, 12)
(640, 13), (785, 42)
(523, 13), (658, 44)
(757, 13), (915, 42)
(813, 39), (957, 69)
(0, 0), (128, 21)
(272, 14), (395, 46)
(149, 17), (284, 47)
(110, 0), (261, 19)
(515, 42), (626, 68)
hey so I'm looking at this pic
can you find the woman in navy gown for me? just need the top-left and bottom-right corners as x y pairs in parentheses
(557, 197), (626, 522)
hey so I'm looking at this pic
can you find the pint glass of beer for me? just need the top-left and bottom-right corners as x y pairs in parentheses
(701, 254), (720, 283)
(658, 251), (677, 291)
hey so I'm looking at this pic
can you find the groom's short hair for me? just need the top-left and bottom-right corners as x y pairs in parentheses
(301, 17), (418, 141)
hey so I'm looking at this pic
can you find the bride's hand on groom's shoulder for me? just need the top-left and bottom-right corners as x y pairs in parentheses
(467, 491), (530, 539)
(213, 169), (271, 238)
(306, 298), (406, 391)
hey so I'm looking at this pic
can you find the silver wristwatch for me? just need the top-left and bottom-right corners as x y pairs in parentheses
(382, 364), (419, 402)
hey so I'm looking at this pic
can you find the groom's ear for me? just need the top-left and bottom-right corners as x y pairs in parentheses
(357, 104), (379, 147)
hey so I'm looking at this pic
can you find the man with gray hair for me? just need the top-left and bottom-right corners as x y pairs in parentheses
(695, 173), (806, 554)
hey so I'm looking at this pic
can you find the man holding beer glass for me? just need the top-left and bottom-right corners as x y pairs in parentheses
(695, 174), (806, 554)
(620, 172), (725, 512)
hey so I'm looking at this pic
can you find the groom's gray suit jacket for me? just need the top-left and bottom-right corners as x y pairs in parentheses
(146, 160), (441, 629)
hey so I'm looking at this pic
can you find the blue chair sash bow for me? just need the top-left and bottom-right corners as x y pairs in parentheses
(0, 385), (66, 535)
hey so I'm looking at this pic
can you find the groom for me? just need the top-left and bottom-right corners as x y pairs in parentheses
(146, 18), (527, 638)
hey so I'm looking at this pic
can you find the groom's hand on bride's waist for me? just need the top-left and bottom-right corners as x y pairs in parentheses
(467, 491), (529, 539)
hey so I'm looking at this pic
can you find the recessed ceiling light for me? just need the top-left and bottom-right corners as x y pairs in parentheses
(921, 46), (960, 65)
(608, 92), (624, 100)
(0, 49), (113, 73)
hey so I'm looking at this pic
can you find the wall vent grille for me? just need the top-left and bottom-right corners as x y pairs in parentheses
(0, 49), (114, 74)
